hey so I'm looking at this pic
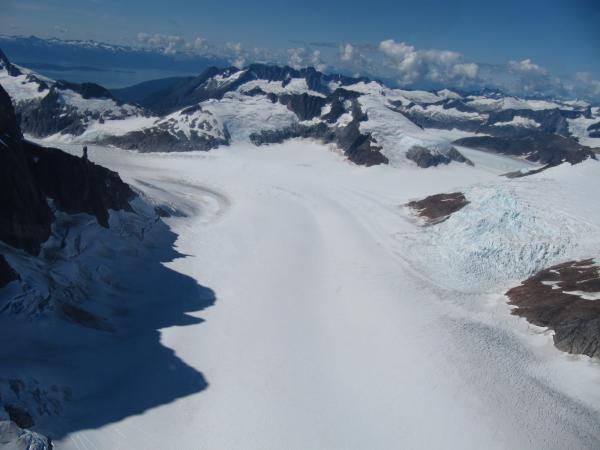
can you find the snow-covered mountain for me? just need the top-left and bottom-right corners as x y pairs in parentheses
(2, 50), (597, 169)
(0, 49), (148, 139)
(0, 81), (194, 448)
(2, 46), (600, 450)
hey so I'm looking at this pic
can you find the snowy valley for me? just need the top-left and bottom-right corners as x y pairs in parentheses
(1, 46), (600, 450)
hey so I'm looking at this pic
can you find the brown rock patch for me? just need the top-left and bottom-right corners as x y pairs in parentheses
(407, 192), (468, 224)
(506, 259), (600, 358)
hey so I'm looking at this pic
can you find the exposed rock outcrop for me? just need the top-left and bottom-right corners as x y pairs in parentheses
(0, 85), (53, 254)
(276, 93), (327, 121)
(453, 133), (595, 165)
(407, 192), (469, 224)
(0, 255), (17, 288)
(250, 99), (388, 167)
(406, 145), (472, 168)
(588, 121), (600, 138)
(143, 64), (369, 115)
(18, 82), (141, 138)
(485, 108), (580, 136)
(23, 141), (135, 227)
(0, 48), (22, 77)
(102, 105), (229, 153)
(0, 84), (136, 256)
(506, 259), (600, 358)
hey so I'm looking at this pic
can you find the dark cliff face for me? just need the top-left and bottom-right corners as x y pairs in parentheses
(54, 80), (116, 101)
(19, 87), (88, 137)
(0, 85), (53, 255)
(588, 121), (600, 138)
(453, 133), (596, 165)
(484, 108), (578, 136)
(0, 85), (136, 257)
(0, 254), (18, 288)
(250, 98), (389, 167)
(276, 93), (327, 121)
(18, 81), (130, 137)
(0, 48), (139, 138)
(0, 48), (22, 77)
(23, 141), (135, 227)
(406, 146), (472, 168)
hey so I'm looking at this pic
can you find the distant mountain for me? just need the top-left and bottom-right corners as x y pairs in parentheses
(111, 76), (192, 105)
(0, 35), (228, 73)
(140, 64), (370, 115)
(0, 35), (229, 87)
(1, 48), (597, 168)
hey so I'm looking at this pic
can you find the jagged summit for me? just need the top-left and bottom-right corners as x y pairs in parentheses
(1, 48), (598, 168)
(142, 63), (371, 114)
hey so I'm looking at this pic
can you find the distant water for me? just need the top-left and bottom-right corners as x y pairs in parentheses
(17, 62), (197, 88)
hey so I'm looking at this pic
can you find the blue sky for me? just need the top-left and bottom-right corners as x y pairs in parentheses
(2, 0), (600, 98)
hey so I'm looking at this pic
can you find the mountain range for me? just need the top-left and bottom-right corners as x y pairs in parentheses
(1, 43), (600, 449)
(1, 48), (598, 170)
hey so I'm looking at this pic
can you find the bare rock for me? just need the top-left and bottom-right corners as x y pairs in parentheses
(506, 259), (600, 358)
(407, 192), (469, 223)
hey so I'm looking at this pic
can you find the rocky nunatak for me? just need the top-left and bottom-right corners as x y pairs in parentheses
(506, 259), (600, 358)
(407, 192), (469, 224)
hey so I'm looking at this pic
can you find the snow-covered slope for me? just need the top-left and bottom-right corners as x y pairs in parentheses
(2, 51), (600, 449)
(25, 141), (598, 450)
(0, 84), (175, 448)
(0, 48), (149, 140)
(2, 48), (596, 167)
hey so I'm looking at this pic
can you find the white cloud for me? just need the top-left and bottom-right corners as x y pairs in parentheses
(185, 36), (206, 52)
(451, 63), (479, 79)
(232, 57), (246, 69)
(287, 48), (305, 69)
(508, 58), (547, 76)
(378, 39), (477, 84)
(311, 50), (326, 72)
(225, 42), (242, 54)
(224, 42), (246, 67)
(575, 72), (600, 96)
(137, 32), (185, 55)
(130, 32), (600, 101)
(339, 43), (354, 62)
(508, 58), (548, 76)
